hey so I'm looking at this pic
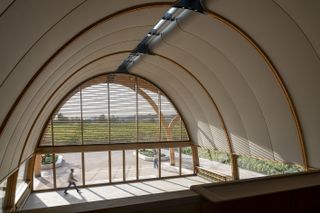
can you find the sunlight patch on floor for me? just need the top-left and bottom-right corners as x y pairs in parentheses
(23, 176), (211, 210)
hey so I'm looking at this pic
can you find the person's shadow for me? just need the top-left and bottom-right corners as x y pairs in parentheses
(36, 177), (52, 187)
(59, 190), (86, 204)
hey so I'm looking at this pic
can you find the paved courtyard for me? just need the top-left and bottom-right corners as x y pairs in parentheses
(27, 150), (264, 210)
(24, 176), (211, 210)
(33, 150), (263, 191)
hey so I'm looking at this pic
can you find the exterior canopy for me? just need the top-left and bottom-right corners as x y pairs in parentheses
(39, 73), (189, 147)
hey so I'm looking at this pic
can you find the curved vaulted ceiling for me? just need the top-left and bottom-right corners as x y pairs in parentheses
(0, 0), (320, 182)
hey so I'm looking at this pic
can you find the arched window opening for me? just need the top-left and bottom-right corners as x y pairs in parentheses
(39, 74), (189, 146)
(34, 74), (194, 191)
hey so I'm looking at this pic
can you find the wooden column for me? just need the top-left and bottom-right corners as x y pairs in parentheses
(136, 149), (139, 180)
(52, 154), (57, 189)
(26, 156), (35, 190)
(191, 145), (199, 174)
(123, 150), (126, 182)
(3, 171), (18, 211)
(108, 151), (112, 183)
(33, 154), (42, 178)
(169, 148), (175, 166)
(81, 152), (85, 186)
(158, 149), (161, 178)
(231, 153), (239, 180)
(179, 147), (182, 176)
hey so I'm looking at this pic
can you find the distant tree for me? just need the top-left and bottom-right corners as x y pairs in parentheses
(98, 114), (107, 121)
(110, 115), (118, 122)
(71, 116), (81, 121)
(149, 117), (155, 122)
(57, 113), (68, 121)
(147, 114), (156, 122)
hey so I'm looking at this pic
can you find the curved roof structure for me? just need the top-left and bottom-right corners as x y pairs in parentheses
(0, 0), (320, 182)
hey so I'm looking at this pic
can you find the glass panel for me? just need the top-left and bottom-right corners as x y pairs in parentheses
(39, 74), (190, 147)
(84, 152), (108, 184)
(111, 151), (123, 182)
(15, 161), (28, 203)
(39, 121), (52, 146)
(161, 148), (179, 177)
(198, 147), (232, 177)
(82, 78), (109, 145)
(181, 147), (194, 175)
(171, 116), (181, 141)
(237, 155), (304, 179)
(125, 150), (136, 181)
(181, 120), (189, 141)
(109, 75), (137, 143)
(55, 153), (82, 188)
(33, 154), (54, 190)
(52, 122), (81, 146)
(139, 149), (159, 179)
(138, 78), (160, 142)
(160, 93), (178, 141)
(0, 179), (7, 213)
(52, 90), (82, 146)
(83, 122), (108, 145)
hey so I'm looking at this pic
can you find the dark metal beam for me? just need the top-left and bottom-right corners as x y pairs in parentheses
(173, 0), (204, 13)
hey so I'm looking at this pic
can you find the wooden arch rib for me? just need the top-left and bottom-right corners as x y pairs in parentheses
(17, 51), (131, 170)
(136, 87), (177, 165)
(0, 2), (172, 136)
(114, 75), (179, 141)
(168, 115), (180, 131)
(137, 87), (169, 137)
(153, 53), (240, 180)
(16, 49), (238, 180)
(205, 10), (308, 170)
(0, 2), (172, 178)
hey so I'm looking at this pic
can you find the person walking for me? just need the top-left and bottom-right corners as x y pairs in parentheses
(153, 149), (159, 169)
(64, 168), (80, 194)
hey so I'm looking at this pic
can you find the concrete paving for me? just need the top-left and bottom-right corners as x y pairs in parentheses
(23, 176), (211, 210)
(27, 150), (263, 210)
(33, 150), (263, 191)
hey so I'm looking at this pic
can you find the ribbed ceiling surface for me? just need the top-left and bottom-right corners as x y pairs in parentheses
(0, 0), (320, 181)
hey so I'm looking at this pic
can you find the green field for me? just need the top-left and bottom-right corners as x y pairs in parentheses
(41, 122), (189, 146)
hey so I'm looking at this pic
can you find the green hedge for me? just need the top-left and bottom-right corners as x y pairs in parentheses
(197, 147), (303, 175)
(181, 147), (192, 155)
(41, 154), (58, 165)
(237, 156), (303, 175)
(197, 147), (230, 164)
(139, 149), (165, 157)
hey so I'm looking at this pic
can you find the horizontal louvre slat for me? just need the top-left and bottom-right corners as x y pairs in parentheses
(181, 121), (189, 141)
(109, 74), (137, 143)
(160, 93), (178, 141)
(82, 77), (109, 144)
(39, 74), (189, 147)
(52, 89), (81, 146)
(138, 78), (160, 142)
(40, 121), (52, 146)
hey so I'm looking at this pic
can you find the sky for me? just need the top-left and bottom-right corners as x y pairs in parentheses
(56, 82), (177, 119)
